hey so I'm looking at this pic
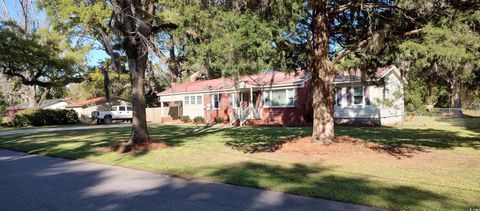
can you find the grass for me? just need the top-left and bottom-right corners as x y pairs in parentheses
(0, 117), (479, 210)
(0, 123), (94, 132)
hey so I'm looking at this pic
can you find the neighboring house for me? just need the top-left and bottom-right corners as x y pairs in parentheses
(157, 65), (404, 126)
(7, 99), (71, 111)
(65, 97), (131, 122)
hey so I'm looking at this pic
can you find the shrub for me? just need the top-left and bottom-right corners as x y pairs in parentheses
(180, 115), (190, 123)
(214, 117), (225, 124)
(193, 116), (205, 124)
(1, 116), (12, 127)
(12, 109), (79, 127)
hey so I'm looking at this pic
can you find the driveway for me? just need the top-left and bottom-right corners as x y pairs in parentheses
(0, 149), (384, 211)
(0, 124), (130, 136)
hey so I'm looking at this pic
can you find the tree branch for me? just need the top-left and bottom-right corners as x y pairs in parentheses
(403, 28), (423, 37)
(329, 2), (392, 21)
(333, 35), (376, 63)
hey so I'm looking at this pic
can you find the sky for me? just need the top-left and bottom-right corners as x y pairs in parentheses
(2, 0), (108, 66)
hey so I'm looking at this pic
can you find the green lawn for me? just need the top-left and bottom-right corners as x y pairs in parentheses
(0, 123), (93, 131)
(0, 117), (479, 210)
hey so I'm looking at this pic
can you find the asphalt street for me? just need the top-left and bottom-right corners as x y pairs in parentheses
(0, 149), (384, 211)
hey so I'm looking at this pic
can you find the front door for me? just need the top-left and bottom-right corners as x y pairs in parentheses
(252, 93), (258, 107)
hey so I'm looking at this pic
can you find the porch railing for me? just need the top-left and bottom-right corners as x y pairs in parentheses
(230, 106), (261, 126)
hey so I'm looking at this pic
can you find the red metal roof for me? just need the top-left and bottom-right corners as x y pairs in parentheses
(65, 97), (128, 108)
(159, 71), (309, 95)
(159, 66), (399, 96)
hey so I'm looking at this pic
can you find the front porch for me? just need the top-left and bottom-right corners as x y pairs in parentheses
(229, 85), (263, 126)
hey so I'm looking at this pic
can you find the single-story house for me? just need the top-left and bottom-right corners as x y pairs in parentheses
(7, 98), (71, 111)
(157, 65), (404, 126)
(65, 97), (131, 122)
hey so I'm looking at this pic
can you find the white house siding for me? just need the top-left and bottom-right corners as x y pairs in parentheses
(182, 94), (204, 118)
(333, 71), (404, 125)
(160, 94), (204, 118)
(334, 106), (380, 119)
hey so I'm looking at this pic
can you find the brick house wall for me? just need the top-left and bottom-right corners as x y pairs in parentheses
(203, 84), (313, 126)
(249, 86), (313, 126)
(203, 93), (234, 123)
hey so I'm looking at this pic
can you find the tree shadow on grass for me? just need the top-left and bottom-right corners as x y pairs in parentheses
(0, 124), (227, 159)
(222, 125), (480, 155)
(338, 126), (480, 150)
(0, 128), (130, 159)
(436, 116), (480, 133)
(222, 126), (310, 153)
(148, 124), (225, 146)
(207, 161), (469, 210)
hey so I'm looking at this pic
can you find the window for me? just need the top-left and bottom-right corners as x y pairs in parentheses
(353, 87), (363, 105)
(264, 91), (271, 106)
(119, 106), (126, 111)
(212, 93), (220, 109)
(286, 89), (294, 106)
(197, 96), (203, 104)
(335, 88), (342, 106)
(190, 96), (195, 104)
(127, 107), (132, 111)
(271, 90), (286, 106)
(184, 96), (189, 105)
(263, 89), (295, 107)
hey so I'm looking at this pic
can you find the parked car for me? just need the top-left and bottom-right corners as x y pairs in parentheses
(91, 105), (133, 124)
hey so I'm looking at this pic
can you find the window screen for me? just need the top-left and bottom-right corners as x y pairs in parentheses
(353, 87), (363, 105)
(212, 94), (220, 109)
(197, 96), (203, 104)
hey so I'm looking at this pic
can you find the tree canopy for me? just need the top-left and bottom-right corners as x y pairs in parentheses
(0, 21), (86, 108)
(399, 10), (480, 111)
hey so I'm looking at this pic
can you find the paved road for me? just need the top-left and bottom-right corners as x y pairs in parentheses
(0, 124), (131, 136)
(0, 149), (384, 211)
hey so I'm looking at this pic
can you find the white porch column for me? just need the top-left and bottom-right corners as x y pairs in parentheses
(249, 87), (253, 107)
(232, 91), (236, 108)
(160, 100), (164, 117)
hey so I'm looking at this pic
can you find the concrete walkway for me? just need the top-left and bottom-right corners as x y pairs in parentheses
(0, 124), (130, 136)
(0, 149), (384, 211)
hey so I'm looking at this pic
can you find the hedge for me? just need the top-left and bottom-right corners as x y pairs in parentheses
(193, 116), (205, 124)
(214, 117), (225, 124)
(11, 109), (79, 127)
(180, 115), (190, 123)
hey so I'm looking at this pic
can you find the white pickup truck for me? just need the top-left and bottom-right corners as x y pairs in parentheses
(91, 105), (133, 124)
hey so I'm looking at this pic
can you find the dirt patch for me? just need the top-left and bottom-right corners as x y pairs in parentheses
(108, 141), (169, 153)
(276, 136), (427, 159)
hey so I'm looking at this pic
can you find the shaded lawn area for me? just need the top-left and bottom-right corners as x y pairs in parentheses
(0, 117), (479, 210)
(0, 123), (93, 132)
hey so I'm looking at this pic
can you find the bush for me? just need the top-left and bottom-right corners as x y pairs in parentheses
(1, 116), (12, 127)
(12, 109), (79, 127)
(180, 115), (190, 123)
(193, 116), (205, 124)
(214, 117), (225, 124)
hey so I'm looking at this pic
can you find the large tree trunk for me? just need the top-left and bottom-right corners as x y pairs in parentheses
(102, 67), (111, 102)
(128, 57), (150, 145)
(311, 1), (335, 144)
(25, 85), (38, 109)
(115, 0), (154, 146)
(451, 78), (463, 117)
